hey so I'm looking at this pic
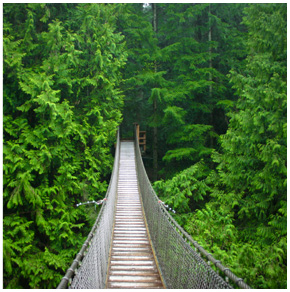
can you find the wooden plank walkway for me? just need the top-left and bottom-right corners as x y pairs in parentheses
(106, 141), (164, 289)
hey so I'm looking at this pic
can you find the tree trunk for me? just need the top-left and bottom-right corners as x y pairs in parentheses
(208, 5), (213, 99)
(152, 3), (158, 182)
(209, 4), (214, 149)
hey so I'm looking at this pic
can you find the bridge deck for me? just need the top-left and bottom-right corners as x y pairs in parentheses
(106, 142), (164, 289)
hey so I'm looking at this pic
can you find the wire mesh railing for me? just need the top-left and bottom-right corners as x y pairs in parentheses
(57, 129), (120, 289)
(57, 125), (250, 289)
(134, 125), (251, 289)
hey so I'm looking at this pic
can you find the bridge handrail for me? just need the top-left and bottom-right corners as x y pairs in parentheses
(134, 124), (251, 289)
(57, 129), (120, 289)
(158, 201), (251, 289)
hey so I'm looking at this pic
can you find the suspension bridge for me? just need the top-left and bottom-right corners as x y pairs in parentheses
(57, 125), (250, 289)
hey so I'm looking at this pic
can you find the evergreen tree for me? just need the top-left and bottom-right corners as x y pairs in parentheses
(213, 5), (287, 287)
(3, 3), (127, 288)
(154, 4), (286, 288)
(117, 4), (167, 180)
(154, 4), (247, 177)
(118, 4), (247, 180)
(116, 3), (162, 135)
(216, 2), (287, 239)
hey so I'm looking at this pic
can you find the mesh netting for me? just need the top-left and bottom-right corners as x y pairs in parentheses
(57, 130), (120, 289)
(58, 126), (250, 289)
(134, 130), (235, 289)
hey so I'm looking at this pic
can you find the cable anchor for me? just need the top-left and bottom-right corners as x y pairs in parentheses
(158, 200), (176, 213)
(76, 198), (107, 208)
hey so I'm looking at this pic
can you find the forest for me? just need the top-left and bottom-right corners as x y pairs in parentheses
(3, 3), (286, 289)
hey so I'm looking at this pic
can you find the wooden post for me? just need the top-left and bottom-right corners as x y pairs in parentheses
(139, 131), (146, 153)
(135, 123), (140, 142)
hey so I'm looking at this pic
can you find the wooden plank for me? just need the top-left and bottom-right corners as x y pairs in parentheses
(106, 142), (164, 289)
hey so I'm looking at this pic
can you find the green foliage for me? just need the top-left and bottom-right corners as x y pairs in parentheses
(149, 3), (247, 177)
(153, 4), (286, 289)
(163, 124), (214, 164)
(3, 3), (126, 288)
(217, 3), (286, 228)
(115, 4), (163, 135)
(154, 161), (211, 225)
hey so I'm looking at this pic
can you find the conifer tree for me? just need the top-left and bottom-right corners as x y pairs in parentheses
(215, 0), (287, 255)
(153, 4), (286, 288)
(215, 2), (286, 229)
(154, 3), (247, 177)
(117, 4), (167, 180)
(3, 3), (127, 288)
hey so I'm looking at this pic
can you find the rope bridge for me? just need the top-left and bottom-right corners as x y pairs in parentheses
(57, 126), (250, 289)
